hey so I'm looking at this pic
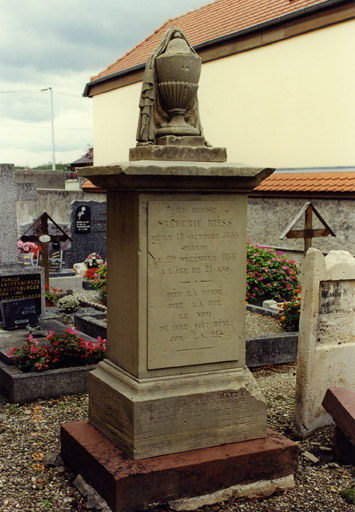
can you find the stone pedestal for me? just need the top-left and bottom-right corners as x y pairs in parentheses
(77, 161), (273, 459)
(61, 422), (298, 512)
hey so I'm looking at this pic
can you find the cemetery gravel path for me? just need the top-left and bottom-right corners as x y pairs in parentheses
(0, 313), (353, 511)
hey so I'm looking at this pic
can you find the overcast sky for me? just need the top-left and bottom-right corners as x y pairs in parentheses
(0, 0), (208, 168)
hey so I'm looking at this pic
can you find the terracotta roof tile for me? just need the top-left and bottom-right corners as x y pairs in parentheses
(91, 0), (325, 81)
(82, 171), (355, 194)
(81, 179), (98, 190)
(255, 172), (355, 193)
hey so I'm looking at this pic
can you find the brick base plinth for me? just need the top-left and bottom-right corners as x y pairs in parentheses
(61, 421), (298, 512)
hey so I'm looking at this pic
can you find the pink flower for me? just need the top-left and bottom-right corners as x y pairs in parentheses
(65, 327), (79, 335)
(6, 346), (18, 357)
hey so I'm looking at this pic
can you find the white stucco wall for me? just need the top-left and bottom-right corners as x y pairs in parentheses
(92, 19), (355, 168)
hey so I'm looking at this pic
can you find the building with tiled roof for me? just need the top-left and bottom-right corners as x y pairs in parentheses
(248, 167), (355, 259)
(253, 167), (355, 198)
(84, 0), (355, 169)
(70, 147), (93, 170)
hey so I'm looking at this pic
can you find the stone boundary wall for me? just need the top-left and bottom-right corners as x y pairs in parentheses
(16, 189), (105, 235)
(15, 169), (65, 190)
(247, 197), (355, 261)
(15, 191), (354, 268)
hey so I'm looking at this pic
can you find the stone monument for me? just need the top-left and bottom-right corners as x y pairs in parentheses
(294, 248), (355, 435)
(61, 28), (298, 511)
(0, 164), (44, 320)
(68, 200), (107, 267)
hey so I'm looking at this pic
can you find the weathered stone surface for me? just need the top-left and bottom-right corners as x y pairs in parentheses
(78, 162), (274, 193)
(78, 161), (274, 461)
(247, 196), (355, 266)
(246, 333), (298, 368)
(129, 144), (227, 162)
(0, 359), (96, 403)
(61, 422), (298, 512)
(168, 475), (295, 511)
(89, 361), (266, 459)
(74, 475), (109, 511)
(43, 452), (64, 467)
(294, 249), (355, 435)
(104, 191), (251, 380)
(322, 387), (355, 444)
(0, 164), (21, 266)
(74, 312), (106, 340)
(147, 199), (244, 369)
(157, 135), (206, 146)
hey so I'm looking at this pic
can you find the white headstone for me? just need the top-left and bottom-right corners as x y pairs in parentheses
(294, 248), (355, 435)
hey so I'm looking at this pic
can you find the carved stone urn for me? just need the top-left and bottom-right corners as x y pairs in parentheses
(156, 32), (202, 136)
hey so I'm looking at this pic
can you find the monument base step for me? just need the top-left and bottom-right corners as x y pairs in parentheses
(88, 362), (267, 459)
(61, 421), (298, 512)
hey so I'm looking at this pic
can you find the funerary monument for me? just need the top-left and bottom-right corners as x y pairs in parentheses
(0, 164), (44, 325)
(61, 28), (297, 511)
(294, 248), (355, 435)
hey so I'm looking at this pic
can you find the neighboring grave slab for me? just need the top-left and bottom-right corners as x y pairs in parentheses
(322, 387), (355, 464)
(1, 298), (38, 330)
(0, 164), (22, 265)
(69, 201), (106, 266)
(0, 268), (44, 317)
(294, 249), (355, 435)
(0, 164), (44, 316)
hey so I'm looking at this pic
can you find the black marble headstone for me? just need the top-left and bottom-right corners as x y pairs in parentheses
(1, 298), (38, 330)
(0, 273), (42, 314)
(69, 201), (106, 266)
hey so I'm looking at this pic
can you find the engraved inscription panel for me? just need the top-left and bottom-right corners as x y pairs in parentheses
(317, 280), (355, 345)
(0, 274), (42, 314)
(148, 200), (243, 369)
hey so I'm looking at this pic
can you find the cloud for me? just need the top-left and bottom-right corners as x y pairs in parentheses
(0, 0), (208, 166)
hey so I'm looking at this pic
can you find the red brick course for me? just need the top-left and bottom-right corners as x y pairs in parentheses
(61, 420), (298, 512)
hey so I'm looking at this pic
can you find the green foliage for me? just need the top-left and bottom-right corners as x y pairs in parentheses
(32, 162), (69, 171)
(246, 242), (300, 303)
(277, 289), (302, 331)
(341, 488), (355, 504)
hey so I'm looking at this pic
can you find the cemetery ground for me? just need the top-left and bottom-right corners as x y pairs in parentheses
(0, 310), (354, 511)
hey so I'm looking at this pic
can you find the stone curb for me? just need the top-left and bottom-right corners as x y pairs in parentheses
(0, 360), (96, 403)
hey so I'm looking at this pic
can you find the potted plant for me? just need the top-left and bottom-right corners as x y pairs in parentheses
(83, 259), (107, 304)
(44, 284), (63, 307)
(57, 296), (80, 314)
(83, 252), (104, 290)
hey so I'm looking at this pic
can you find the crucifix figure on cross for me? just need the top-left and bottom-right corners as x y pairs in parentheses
(280, 202), (336, 256)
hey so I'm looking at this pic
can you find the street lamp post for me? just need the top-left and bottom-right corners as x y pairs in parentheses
(41, 87), (56, 171)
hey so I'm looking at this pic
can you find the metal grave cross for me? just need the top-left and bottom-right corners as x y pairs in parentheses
(280, 202), (336, 256)
(20, 212), (72, 286)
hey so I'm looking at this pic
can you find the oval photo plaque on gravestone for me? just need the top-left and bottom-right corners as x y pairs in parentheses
(75, 205), (91, 233)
